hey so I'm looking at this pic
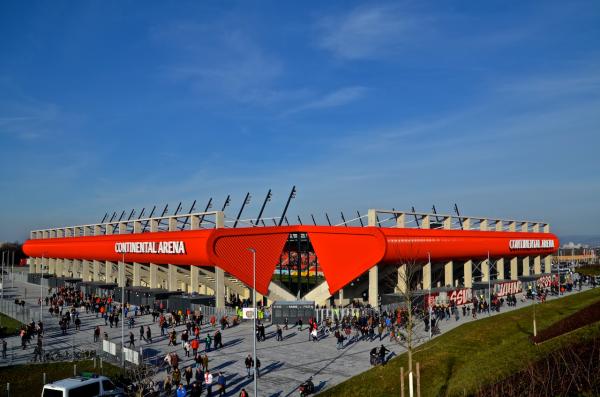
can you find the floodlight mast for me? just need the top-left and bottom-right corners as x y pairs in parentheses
(254, 189), (272, 226)
(277, 186), (296, 227)
(233, 193), (251, 228)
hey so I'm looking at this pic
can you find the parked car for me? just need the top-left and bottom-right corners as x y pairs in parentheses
(42, 375), (123, 397)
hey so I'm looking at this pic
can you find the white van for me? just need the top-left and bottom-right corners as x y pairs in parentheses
(41, 375), (123, 397)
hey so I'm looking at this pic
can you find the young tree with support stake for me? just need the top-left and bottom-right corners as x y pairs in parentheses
(383, 256), (430, 397)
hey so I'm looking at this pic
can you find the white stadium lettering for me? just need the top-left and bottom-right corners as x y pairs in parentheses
(114, 241), (186, 255)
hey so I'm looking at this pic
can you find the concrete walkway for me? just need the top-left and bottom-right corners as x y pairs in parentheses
(0, 277), (595, 396)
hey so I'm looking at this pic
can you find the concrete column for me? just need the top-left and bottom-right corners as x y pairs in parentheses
(495, 221), (503, 232)
(533, 256), (542, 274)
(497, 258), (505, 280)
(55, 259), (64, 277)
(481, 259), (490, 282)
(421, 215), (430, 229)
(444, 261), (453, 287)
(118, 260), (126, 288)
(422, 261), (432, 290)
(81, 259), (90, 281)
(367, 209), (380, 307)
(73, 259), (81, 277)
(214, 211), (225, 308)
(463, 218), (471, 230)
(133, 262), (141, 286)
(521, 222), (529, 233)
(106, 261), (114, 283)
(397, 264), (407, 294)
(509, 221), (516, 232)
(532, 223), (540, 233)
(48, 258), (56, 275)
(510, 257), (518, 280)
(93, 260), (101, 281)
(190, 266), (200, 293)
(168, 264), (178, 291)
(480, 219), (488, 231)
(133, 221), (142, 234)
(149, 264), (159, 288)
(544, 255), (552, 274)
(522, 256), (530, 276)
(395, 213), (405, 228)
(464, 260), (473, 287)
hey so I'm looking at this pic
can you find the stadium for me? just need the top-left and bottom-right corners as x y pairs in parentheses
(22, 204), (559, 309)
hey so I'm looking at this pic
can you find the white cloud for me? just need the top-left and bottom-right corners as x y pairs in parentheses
(317, 5), (425, 60)
(282, 86), (367, 115)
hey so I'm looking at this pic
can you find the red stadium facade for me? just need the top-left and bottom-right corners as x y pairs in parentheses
(23, 209), (559, 307)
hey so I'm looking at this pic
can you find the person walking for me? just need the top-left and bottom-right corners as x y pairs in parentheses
(139, 325), (145, 342)
(239, 389), (249, 397)
(2, 339), (7, 359)
(201, 353), (209, 372)
(204, 369), (213, 397)
(205, 333), (212, 352)
(128, 331), (135, 348)
(276, 325), (283, 341)
(245, 354), (253, 378)
(176, 383), (186, 397)
(172, 367), (181, 386)
(184, 366), (193, 387)
(146, 326), (152, 343)
(189, 382), (202, 397)
(93, 326), (100, 342)
(191, 337), (199, 356)
(216, 372), (226, 396)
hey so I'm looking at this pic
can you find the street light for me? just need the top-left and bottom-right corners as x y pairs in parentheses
(121, 253), (125, 367)
(427, 252), (432, 341)
(247, 248), (257, 397)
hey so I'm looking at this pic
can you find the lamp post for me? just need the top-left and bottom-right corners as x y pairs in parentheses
(487, 252), (491, 317)
(427, 252), (432, 340)
(40, 254), (44, 322)
(121, 253), (125, 367)
(247, 248), (257, 397)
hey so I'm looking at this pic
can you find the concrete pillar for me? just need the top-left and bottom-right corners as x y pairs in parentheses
(444, 261), (453, 287)
(422, 261), (431, 290)
(397, 264), (407, 294)
(395, 213), (405, 228)
(480, 219), (488, 231)
(495, 221), (503, 232)
(133, 262), (141, 286)
(48, 258), (56, 275)
(421, 215), (430, 229)
(497, 258), (505, 280)
(367, 209), (380, 307)
(463, 218), (471, 230)
(106, 261), (115, 283)
(149, 264), (159, 288)
(481, 259), (490, 282)
(464, 260), (473, 287)
(93, 260), (101, 281)
(81, 258), (92, 281)
(118, 260), (126, 288)
(510, 257), (518, 280)
(168, 264), (178, 291)
(544, 255), (552, 274)
(338, 288), (344, 306)
(215, 211), (225, 308)
(521, 222), (529, 233)
(72, 259), (81, 278)
(522, 256), (530, 276)
(55, 259), (64, 277)
(190, 266), (200, 293)
(533, 256), (542, 274)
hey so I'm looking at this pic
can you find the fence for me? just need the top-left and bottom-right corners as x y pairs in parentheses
(0, 299), (36, 326)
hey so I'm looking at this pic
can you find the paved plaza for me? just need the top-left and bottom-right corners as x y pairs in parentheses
(0, 275), (593, 396)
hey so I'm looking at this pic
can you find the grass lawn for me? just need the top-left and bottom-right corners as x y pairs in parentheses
(577, 265), (600, 276)
(0, 360), (123, 396)
(320, 288), (600, 397)
(0, 313), (23, 337)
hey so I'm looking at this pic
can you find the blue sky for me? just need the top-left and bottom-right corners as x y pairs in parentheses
(1, 1), (599, 242)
